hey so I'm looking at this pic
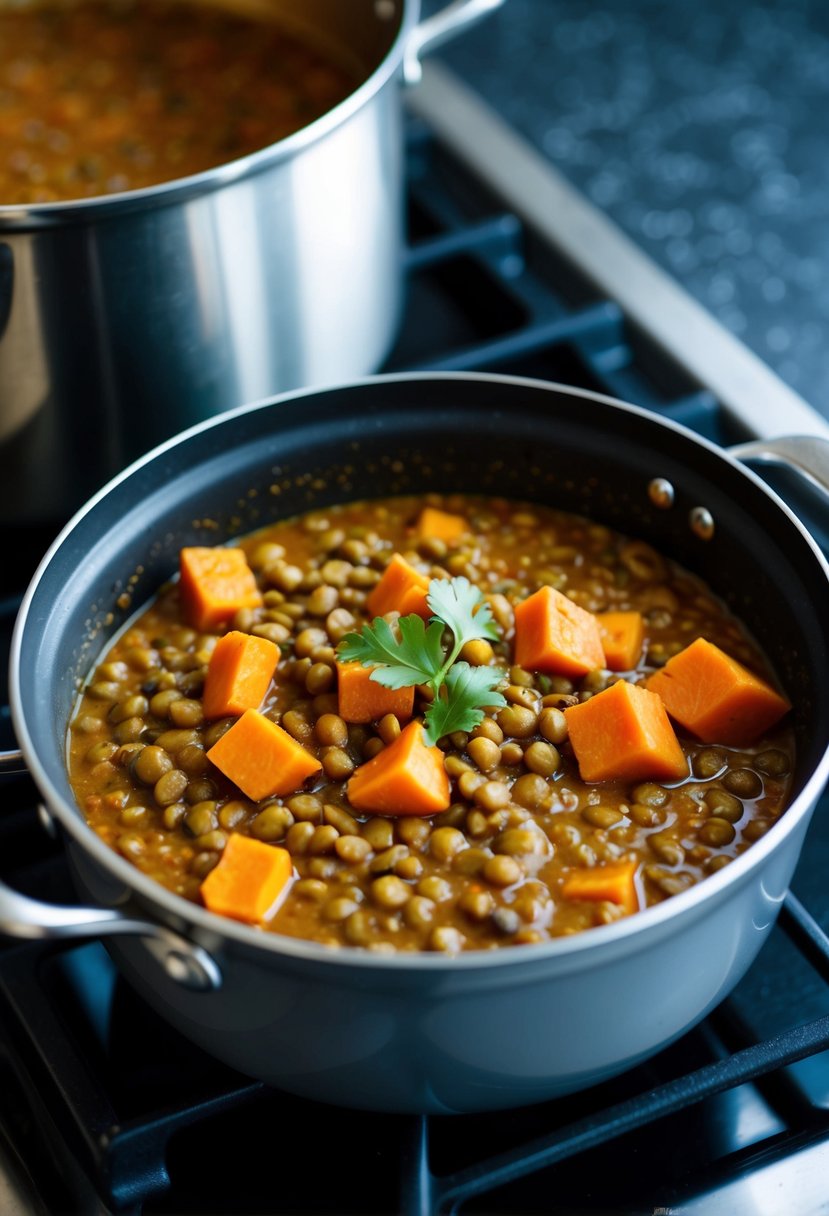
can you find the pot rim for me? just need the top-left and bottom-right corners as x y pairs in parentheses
(0, 0), (416, 227)
(11, 370), (829, 972)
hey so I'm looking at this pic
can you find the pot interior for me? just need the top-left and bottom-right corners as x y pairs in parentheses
(14, 375), (829, 824)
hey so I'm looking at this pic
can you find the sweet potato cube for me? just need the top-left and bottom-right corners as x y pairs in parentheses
(347, 720), (451, 817)
(206, 709), (321, 801)
(514, 585), (605, 676)
(179, 547), (262, 632)
(414, 506), (468, 543)
(200, 833), (293, 924)
(564, 679), (687, 784)
(336, 660), (415, 724)
(561, 860), (641, 915)
(365, 553), (431, 619)
(597, 611), (646, 671)
(645, 637), (791, 746)
(203, 631), (280, 719)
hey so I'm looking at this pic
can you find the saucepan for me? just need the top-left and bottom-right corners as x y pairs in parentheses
(0, 0), (504, 528)
(4, 372), (829, 1114)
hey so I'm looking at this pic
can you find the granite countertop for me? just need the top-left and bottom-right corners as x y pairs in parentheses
(427, 0), (829, 422)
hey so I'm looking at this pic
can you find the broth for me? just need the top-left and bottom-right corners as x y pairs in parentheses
(66, 493), (795, 952)
(0, 0), (358, 203)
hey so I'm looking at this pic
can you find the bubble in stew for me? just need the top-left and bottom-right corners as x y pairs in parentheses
(0, 0), (358, 204)
(66, 494), (795, 953)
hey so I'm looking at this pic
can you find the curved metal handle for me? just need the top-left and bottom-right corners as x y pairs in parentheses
(0, 747), (27, 775)
(729, 434), (829, 504)
(0, 873), (222, 991)
(0, 698), (26, 773)
(403, 0), (506, 86)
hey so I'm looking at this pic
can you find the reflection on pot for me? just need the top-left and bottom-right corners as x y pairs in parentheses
(0, 241), (48, 443)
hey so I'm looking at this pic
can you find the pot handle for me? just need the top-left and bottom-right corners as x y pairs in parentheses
(403, 0), (506, 86)
(0, 746), (27, 775)
(0, 859), (222, 992)
(729, 434), (829, 503)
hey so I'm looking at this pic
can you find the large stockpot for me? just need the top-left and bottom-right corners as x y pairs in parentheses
(0, 0), (503, 529)
(5, 372), (829, 1115)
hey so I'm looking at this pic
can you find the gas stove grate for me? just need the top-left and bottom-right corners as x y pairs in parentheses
(0, 893), (827, 1216)
(401, 894), (829, 1215)
(402, 64), (829, 447)
(386, 118), (731, 447)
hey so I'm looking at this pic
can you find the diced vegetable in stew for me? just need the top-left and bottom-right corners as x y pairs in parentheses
(347, 721), (452, 818)
(202, 630), (280, 720)
(67, 493), (795, 953)
(200, 833), (293, 925)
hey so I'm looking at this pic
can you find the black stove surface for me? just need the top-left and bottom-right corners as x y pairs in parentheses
(2, 86), (829, 1216)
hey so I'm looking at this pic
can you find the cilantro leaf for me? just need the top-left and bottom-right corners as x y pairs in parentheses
(423, 662), (507, 745)
(338, 615), (445, 689)
(426, 576), (499, 646)
(336, 573), (507, 746)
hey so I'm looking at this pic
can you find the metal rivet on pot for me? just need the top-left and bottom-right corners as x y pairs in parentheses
(141, 935), (223, 992)
(648, 478), (675, 509)
(690, 506), (715, 540)
(162, 949), (212, 990)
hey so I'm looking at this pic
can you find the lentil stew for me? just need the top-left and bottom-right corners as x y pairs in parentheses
(0, 0), (358, 204)
(66, 493), (796, 953)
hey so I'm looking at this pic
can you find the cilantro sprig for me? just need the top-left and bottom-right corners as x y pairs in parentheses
(337, 576), (507, 745)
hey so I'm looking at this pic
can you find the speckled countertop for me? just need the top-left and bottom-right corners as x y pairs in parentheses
(425, 0), (829, 421)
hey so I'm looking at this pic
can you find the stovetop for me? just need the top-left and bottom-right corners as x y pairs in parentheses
(2, 65), (829, 1216)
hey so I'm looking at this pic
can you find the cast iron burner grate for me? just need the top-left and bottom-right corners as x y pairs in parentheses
(387, 119), (728, 446)
(1, 65), (829, 1216)
(0, 846), (827, 1215)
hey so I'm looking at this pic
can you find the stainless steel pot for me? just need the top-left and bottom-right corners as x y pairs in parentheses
(0, 0), (503, 528)
(4, 372), (829, 1115)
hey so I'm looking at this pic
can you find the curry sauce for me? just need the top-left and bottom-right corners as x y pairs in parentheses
(66, 494), (796, 952)
(0, 0), (357, 203)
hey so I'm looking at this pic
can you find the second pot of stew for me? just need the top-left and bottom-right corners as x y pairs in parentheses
(0, 0), (503, 528)
(6, 372), (829, 1114)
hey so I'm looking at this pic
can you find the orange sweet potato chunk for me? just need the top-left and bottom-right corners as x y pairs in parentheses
(179, 546), (262, 632)
(200, 833), (293, 924)
(597, 611), (646, 672)
(561, 859), (641, 915)
(365, 553), (431, 620)
(514, 585), (605, 676)
(645, 636), (791, 746)
(206, 709), (321, 801)
(336, 660), (415, 724)
(414, 506), (468, 543)
(564, 679), (687, 784)
(202, 631), (280, 719)
(347, 720), (451, 816)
